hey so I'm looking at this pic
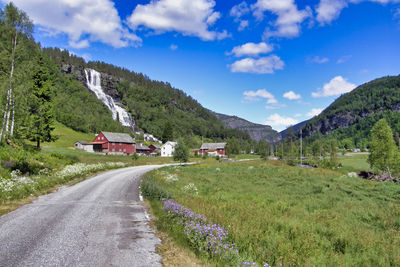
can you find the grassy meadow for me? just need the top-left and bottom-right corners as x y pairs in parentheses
(144, 159), (400, 266)
(338, 153), (371, 173)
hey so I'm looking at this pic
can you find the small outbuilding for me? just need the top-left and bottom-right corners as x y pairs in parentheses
(199, 143), (226, 157)
(74, 141), (88, 150)
(149, 144), (161, 155)
(161, 141), (177, 157)
(136, 143), (151, 155)
(90, 132), (135, 155)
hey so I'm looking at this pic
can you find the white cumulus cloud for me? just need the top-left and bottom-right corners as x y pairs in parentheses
(312, 76), (356, 97)
(169, 44), (178, 50)
(283, 91), (301, 100)
(264, 113), (298, 131)
(127, 0), (228, 41)
(308, 56), (329, 64)
(243, 89), (277, 103)
(238, 20), (250, 31)
(252, 0), (312, 38)
(306, 108), (323, 117)
(230, 42), (273, 57)
(229, 55), (284, 74)
(316, 0), (348, 24)
(230, 1), (250, 19)
(316, 0), (400, 24)
(3, 0), (141, 48)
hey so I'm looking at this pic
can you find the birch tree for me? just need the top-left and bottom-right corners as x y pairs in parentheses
(368, 118), (400, 178)
(0, 2), (33, 142)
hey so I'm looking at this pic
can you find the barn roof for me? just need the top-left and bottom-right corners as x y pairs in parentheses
(101, 132), (135, 143)
(200, 143), (226, 150)
(75, 141), (88, 145)
(136, 143), (151, 150)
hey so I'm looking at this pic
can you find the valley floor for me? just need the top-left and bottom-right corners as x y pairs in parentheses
(144, 158), (400, 266)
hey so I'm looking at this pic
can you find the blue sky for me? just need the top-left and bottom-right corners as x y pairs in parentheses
(2, 0), (400, 131)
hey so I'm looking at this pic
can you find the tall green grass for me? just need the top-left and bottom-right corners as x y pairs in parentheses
(145, 160), (400, 266)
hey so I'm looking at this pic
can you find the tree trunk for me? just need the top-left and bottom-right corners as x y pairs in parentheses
(36, 139), (40, 150)
(9, 33), (17, 137)
(0, 89), (11, 143)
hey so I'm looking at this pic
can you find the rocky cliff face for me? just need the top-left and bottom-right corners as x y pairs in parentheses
(214, 112), (281, 143)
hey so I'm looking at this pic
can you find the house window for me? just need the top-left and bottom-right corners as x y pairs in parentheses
(119, 149), (121, 152)
(123, 149), (126, 152)
(112, 149), (115, 152)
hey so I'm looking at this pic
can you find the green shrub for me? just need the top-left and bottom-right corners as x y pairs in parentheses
(141, 173), (172, 200)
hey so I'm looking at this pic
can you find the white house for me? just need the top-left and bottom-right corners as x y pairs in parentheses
(161, 141), (177, 157)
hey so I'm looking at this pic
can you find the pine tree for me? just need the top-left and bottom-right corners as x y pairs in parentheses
(368, 118), (400, 177)
(161, 121), (173, 143)
(23, 55), (56, 149)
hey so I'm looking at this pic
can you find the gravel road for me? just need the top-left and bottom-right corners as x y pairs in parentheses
(0, 165), (168, 267)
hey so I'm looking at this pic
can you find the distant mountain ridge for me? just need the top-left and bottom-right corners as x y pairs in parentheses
(213, 112), (281, 143)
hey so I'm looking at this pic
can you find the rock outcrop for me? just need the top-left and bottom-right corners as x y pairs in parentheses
(214, 112), (281, 143)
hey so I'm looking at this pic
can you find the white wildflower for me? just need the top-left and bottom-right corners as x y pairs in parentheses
(38, 168), (52, 176)
(165, 174), (179, 182)
(10, 169), (22, 179)
(183, 183), (198, 195)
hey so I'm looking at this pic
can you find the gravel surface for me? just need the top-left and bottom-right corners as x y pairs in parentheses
(0, 165), (167, 267)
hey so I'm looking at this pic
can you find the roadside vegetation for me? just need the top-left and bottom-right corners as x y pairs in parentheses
(142, 159), (400, 266)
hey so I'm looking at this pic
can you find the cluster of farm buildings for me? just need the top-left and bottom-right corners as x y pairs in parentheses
(75, 131), (227, 157)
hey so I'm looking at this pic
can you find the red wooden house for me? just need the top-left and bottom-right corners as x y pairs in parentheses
(90, 132), (135, 155)
(199, 143), (226, 157)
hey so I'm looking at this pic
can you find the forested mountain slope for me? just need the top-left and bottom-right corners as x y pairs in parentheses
(301, 76), (400, 147)
(42, 47), (251, 142)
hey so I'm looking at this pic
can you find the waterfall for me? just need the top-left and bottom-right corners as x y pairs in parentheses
(84, 68), (135, 129)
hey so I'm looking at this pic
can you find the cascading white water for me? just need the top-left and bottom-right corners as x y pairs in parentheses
(84, 68), (135, 129)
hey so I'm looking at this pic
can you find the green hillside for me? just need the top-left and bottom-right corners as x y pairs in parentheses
(301, 76), (400, 148)
(42, 47), (251, 144)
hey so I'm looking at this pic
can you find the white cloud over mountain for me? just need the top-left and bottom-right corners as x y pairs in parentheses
(243, 89), (277, 103)
(264, 113), (298, 130)
(306, 108), (323, 117)
(2, 0), (141, 48)
(312, 76), (356, 97)
(127, 0), (228, 41)
(230, 55), (284, 74)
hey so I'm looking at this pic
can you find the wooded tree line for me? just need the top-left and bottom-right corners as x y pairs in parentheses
(0, 3), (55, 148)
(0, 3), (130, 148)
